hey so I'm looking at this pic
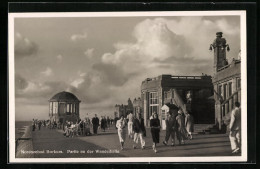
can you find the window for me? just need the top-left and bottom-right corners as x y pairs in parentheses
(70, 104), (73, 113)
(49, 102), (53, 116)
(149, 92), (159, 118)
(223, 84), (227, 100)
(53, 102), (58, 114)
(228, 82), (232, 97)
(66, 104), (71, 115)
(218, 85), (222, 99)
(237, 78), (241, 89)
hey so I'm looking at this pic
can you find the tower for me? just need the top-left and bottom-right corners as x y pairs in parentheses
(209, 32), (230, 73)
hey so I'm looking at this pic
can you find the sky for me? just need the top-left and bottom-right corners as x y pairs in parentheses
(13, 15), (241, 121)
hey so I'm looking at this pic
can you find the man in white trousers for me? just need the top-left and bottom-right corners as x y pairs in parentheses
(127, 111), (134, 139)
(133, 113), (146, 149)
(229, 102), (241, 154)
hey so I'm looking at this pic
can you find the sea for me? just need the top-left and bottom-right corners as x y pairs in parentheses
(15, 121), (31, 140)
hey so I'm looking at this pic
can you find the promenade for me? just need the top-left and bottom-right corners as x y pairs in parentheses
(28, 126), (240, 158)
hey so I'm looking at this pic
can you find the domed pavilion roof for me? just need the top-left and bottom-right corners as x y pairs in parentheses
(49, 91), (80, 102)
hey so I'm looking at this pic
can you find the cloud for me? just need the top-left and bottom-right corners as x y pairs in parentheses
(92, 63), (134, 86)
(41, 67), (53, 76)
(15, 74), (75, 100)
(71, 32), (88, 42)
(15, 74), (29, 94)
(15, 32), (38, 58)
(101, 17), (240, 78)
(84, 48), (94, 58)
(215, 18), (240, 35)
(100, 18), (195, 77)
(56, 54), (63, 61)
(15, 16), (240, 120)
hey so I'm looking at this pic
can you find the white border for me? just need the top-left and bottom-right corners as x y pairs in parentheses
(8, 11), (247, 163)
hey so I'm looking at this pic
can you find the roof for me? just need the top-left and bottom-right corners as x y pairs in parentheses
(49, 91), (80, 102)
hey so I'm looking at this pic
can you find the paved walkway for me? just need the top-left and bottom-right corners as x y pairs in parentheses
(31, 126), (239, 158)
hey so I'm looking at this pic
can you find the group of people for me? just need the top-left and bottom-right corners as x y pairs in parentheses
(91, 114), (115, 134)
(32, 119), (46, 131)
(31, 101), (241, 155)
(115, 108), (194, 153)
(63, 118), (92, 137)
(162, 109), (194, 148)
(116, 111), (146, 151)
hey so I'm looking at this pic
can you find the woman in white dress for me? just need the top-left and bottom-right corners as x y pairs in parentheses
(116, 115), (127, 150)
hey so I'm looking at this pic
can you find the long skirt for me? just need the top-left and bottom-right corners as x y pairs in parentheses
(118, 129), (126, 143)
(151, 129), (160, 143)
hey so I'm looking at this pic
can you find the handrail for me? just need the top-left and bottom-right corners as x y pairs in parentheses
(221, 88), (241, 106)
(172, 89), (187, 114)
(217, 64), (230, 71)
(213, 89), (223, 103)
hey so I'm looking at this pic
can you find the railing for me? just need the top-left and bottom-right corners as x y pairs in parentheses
(221, 88), (241, 125)
(170, 75), (211, 80)
(172, 89), (187, 114)
(217, 59), (241, 72)
(217, 64), (231, 71)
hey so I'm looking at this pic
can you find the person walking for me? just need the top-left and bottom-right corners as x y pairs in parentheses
(176, 110), (188, 145)
(114, 116), (119, 129)
(38, 120), (42, 130)
(101, 116), (106, 132)
(162, 109), (178, 146)
(92, 114), (99, 135)
(133, 113), (146, 149)
(229, 102), (241, 154)
(185, 111), (194, 140)
(106, 116), (110, 129)
(150, 113), (160, 153)
(32, 119), (36, 131)
(127, 111), (134, 139)
(116, 115), (127, 150)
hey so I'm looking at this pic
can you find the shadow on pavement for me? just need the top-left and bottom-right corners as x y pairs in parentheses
(31, 127), (125, 158)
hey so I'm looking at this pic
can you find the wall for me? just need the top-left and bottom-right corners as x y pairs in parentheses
(15, 126), (34, 158)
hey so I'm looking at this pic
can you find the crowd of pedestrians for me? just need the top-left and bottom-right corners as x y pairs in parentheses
(114, 108), (194, 153)
(32, 119), (46, 131)
(31, 101), (240, 155)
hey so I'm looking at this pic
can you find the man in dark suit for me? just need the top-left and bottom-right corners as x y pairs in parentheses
(92, 114), (99, 135)
(163, 108), (178, 146)
(133, 113), (146, 149)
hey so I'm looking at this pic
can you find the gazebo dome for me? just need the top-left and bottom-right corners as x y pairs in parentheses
(49, 91), (80, 102)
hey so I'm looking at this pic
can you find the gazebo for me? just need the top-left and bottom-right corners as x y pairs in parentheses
(49, 91), (81, 124)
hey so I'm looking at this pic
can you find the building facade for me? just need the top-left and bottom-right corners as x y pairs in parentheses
(49, 91), (81, 124)
(141, 75), (214, 128)
(114, 98), (134, 118)
(133, 97), (142, 117)
(210, 32), (241, 129)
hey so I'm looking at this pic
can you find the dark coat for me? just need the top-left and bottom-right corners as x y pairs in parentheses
(92, 117), (99, 126)
(133, 118), (145, 133)
(150, 118), (160, 143)
(101, 119), (106, 129)
(165, 115), (177, 131)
